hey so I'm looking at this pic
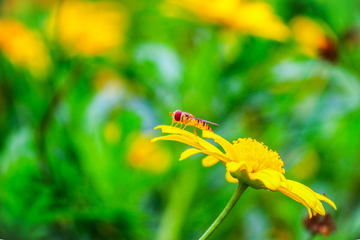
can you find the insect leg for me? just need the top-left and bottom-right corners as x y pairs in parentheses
(180, 124), (188, 134)
(173, 122), (180, 128)
(193, 126), (199, 142)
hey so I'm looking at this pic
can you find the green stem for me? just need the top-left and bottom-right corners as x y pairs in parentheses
(199, 182), (248, 240)
(35, 61), (84, 184)
(157, 166), (198, 240)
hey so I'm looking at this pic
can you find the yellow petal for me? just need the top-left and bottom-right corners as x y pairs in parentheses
(226, 171), (238, 183)
(230, 1), (290, 41)
(229, 168), (287, 190)
(226, 161), (250, 172)
(287, 181), (319, 208)
(307, 208), (313, 219)
(249, 169), (286, 191)
(202, 130), (242, 161)
(197, 138), (228, 156)
(279, 182), (313, 212)
(155, 125), (224, 155)
(202, 156), (219, 167)
(279, 180), (329, 216)
(279, 182), (308, 205)
(226, 162), (241, 172)
(290, 16), (326, 57)
(294, 182), (337, 211)
(288, 180), (326, 215)
(155, 125), (196, 142)
(154, 125), (168, 130)
(202, 150), (232, 163)
(153, 125), (231, 163)
(151, 135), (202, 149)
(314, 192), (337, 210)
(180, 148), (202, 161)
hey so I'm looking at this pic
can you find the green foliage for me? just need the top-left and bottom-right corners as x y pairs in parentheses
(0, 0), (360, 239)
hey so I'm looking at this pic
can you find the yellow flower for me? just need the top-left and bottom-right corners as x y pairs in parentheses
(0, 19), (51, 78)
(48, 0), (127, 56)
(290, 16), (338, 62)
(128, 134), (171, 174)
(152, 125), (336, 218)
(164, 0), (290, 41)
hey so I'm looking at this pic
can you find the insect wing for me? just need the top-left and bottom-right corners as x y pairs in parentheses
(191, 117), (219, 126)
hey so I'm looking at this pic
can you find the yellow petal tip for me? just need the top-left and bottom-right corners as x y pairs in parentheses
(202, 156), (219, 167)
(150, 137), (161, 143)
(226, 171), (239, 183)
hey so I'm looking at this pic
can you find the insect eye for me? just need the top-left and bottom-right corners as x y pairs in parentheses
(174, 110), (182, 121)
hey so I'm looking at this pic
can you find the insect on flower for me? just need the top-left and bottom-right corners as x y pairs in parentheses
(169, 110), (218, 138)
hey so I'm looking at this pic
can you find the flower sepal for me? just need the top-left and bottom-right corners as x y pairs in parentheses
(230, 169), (267, 189)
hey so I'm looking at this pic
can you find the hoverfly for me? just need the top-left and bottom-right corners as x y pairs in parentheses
(169, 110), (218, 138)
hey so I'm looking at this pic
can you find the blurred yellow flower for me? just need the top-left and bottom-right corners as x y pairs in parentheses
(291, 16), (338, 61)
(128, 135), (171, 174)
(164, 0), (290, 41)
(152, 125), (337, 218)
(0, 19), (51, 78)
(48, 0), (127, 56)
(104, 122), (121, 144)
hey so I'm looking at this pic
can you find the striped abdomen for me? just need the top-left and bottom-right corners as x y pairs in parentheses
(189, 118), (213, 132)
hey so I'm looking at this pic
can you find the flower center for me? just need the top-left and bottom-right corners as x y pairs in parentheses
(232, 138), (285, 174)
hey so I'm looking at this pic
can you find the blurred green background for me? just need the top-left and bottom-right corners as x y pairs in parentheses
(0, 0), (359, 239)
